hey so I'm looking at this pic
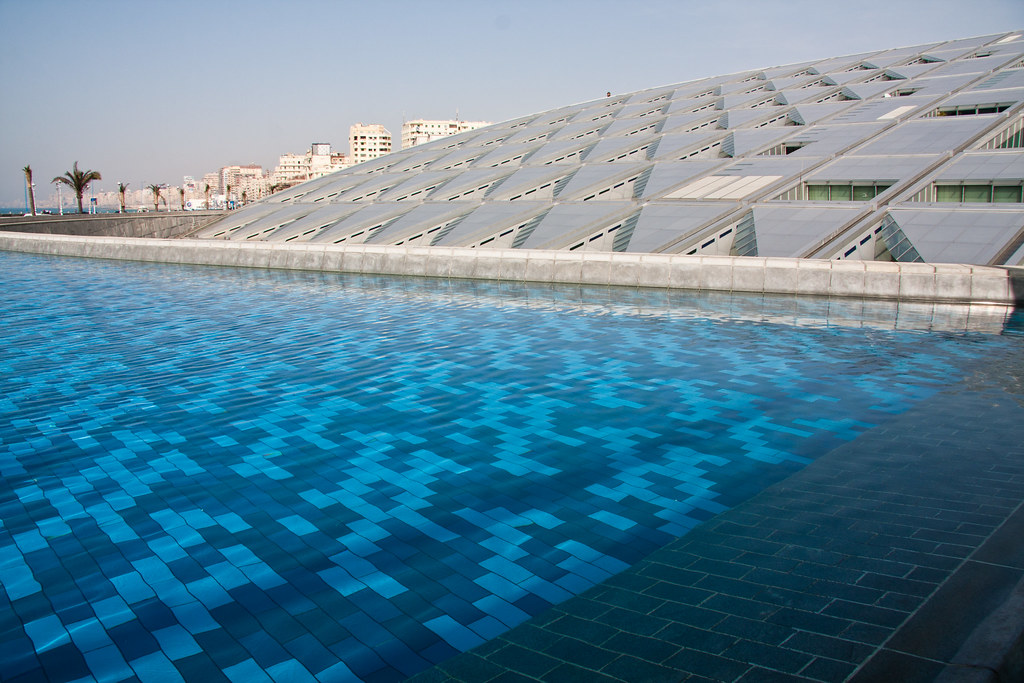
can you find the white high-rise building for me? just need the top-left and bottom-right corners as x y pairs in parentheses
(201, 172), (220, 195)
(220, 164), (267, 205)
(272, 153), (308, 187)
(349, 124), (392, 164)
(270, 143), (351, 190)
(401, 119), (491, 149)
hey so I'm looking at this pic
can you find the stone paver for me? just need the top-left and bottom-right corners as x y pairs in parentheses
(411, 344), (1024, 681)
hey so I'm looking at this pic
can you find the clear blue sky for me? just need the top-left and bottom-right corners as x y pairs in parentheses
(1, 0), (1022, 207)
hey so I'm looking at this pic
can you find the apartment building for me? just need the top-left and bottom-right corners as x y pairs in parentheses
(349, 123), (392, 164)
(270, 143), (351, 189)
(401, 118), (491, 149)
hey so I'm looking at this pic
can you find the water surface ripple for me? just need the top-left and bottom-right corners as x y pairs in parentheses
(0, 253), (1017, 682)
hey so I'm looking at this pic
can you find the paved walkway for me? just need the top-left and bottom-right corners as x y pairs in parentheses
(410, 343), (1024, 681)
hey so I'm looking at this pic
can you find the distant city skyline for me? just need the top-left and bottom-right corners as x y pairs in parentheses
(1, 0), (1022, 207)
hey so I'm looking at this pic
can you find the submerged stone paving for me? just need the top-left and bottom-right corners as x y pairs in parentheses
(412, 340), (1024, 681)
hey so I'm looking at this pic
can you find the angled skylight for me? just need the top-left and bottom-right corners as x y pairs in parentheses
(197, 31), (1024, 265)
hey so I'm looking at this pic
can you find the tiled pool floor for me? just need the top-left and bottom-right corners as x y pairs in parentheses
(1, 253), (1021, 682)
(411, 339), (1024, 681)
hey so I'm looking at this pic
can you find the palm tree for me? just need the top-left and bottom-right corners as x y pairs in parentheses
(204, 183), (211, 210)
(179, 187), (186, 211)
(23, 165), (36, 216)
(118, 182), (129, 213)
(226, 183), (232, 209)
(51, 161), (101, 214)
(147, 184), (163, 212)
(241, 189), (248, 206)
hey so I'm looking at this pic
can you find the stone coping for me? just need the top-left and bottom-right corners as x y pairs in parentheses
(1, 231), (1021, 305)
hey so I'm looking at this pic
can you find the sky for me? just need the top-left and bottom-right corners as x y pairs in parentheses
(1, 0), (1022, 207)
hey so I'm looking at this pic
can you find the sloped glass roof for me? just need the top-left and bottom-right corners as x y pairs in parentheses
(222, 205), (318, 241)
(196, 203), (280, 238)
(805, 154), (939, 183)
(519, 202), (633, 250)
(840, 82), (895, 100)
(974, 69), (1024, 91)
(312, 204), (414, 244)
(484, 166), (575, 200)
(365, 203), (475, 244)
(199, 30), (1024, 265)
(747, 206), (866, 257)
(828, 95), (935, 123)
(852, 117), (999, 155)
(375, 171), (459, 202)
(886, 208), (1024, 264)
(941, 87), (1024, 109)
(555, 163), (648, 200)
(660, 112), (720, 134)
(935, 152), (1024, 180)
(790, 101), (861, 125)
(774, 86), (837, 105)
(806, 51), (880, 74)
(883, 63), (944, 80)
(897, 73), (979, 96)
(641, 161), (728, 199)
(627, 202), (738, 253)
(262, 204), (364, 242)
(652, 132), (726, 160)
(433, 202), (547, 246)
(429, 167), (514, 201)
(779, 123), (888, 157)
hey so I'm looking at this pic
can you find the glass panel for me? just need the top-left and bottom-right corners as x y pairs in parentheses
(891, 236), (912, 260)
(830, 185), (852, 201)
(807, 185), (830, 201)
(992, 186), (1022, 203)
(998, 130), (1023, 149)
(852, 185), (875, 201)
(935, 185), (962, 202)
(962, 185), (991, 203)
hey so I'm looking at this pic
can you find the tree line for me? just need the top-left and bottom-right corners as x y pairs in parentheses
(21, 162), (214, 215)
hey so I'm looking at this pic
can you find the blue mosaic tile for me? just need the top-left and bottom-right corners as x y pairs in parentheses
(1, 252), (1021, 681)
(224, 657), (275, 683)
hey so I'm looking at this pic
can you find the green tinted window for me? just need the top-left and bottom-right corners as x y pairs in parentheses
(935, 185), (962, 202)
(807, 185), (830, 201)
(852, 185), (875, 201)
(962, 185), (991, 202)
(830, 185), (852, 201)
(993, 185), (1022, 203)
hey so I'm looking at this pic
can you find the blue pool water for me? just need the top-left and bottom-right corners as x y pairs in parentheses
(0, 252), (1019, 682)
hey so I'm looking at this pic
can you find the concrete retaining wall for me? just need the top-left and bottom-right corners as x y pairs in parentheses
(1, 231), (1021, 305)
(0, 212), (223, 239)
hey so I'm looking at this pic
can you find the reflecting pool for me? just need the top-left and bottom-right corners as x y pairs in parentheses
(1, 252), (1020, 682)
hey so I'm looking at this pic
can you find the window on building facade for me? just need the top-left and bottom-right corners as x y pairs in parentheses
(806, 183), (892, 201)
(932, 104), (1012, 117)
(934, 183), (1024, 203)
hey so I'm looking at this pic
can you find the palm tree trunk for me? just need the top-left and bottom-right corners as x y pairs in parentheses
(23, 166), (36, 216)
(76, 191), (85, 214)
